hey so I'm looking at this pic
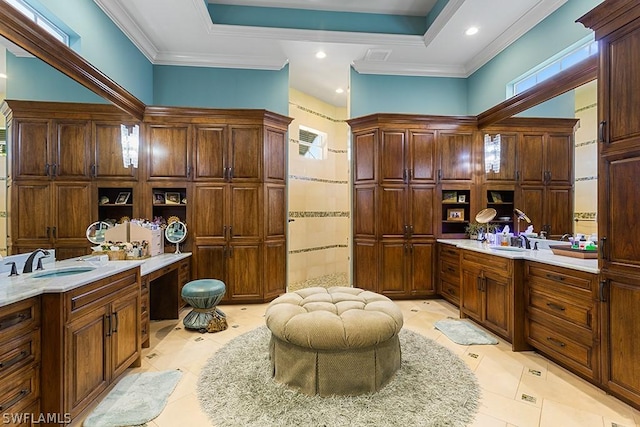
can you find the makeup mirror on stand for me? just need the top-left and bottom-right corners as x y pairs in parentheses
(165, 221), (187, 254)
(86, 221), (112, 244)
(475, 208), (497, 242)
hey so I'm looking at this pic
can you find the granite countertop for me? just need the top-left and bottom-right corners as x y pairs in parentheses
(0, 252), (192, 308)
(438, 239), (599, 274)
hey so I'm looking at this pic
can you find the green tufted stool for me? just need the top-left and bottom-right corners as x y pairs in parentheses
(181, 279), (227, 333)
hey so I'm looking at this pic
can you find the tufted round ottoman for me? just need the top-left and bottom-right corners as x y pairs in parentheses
(265, 286), (403, 396)
(181, 279), (227, 332)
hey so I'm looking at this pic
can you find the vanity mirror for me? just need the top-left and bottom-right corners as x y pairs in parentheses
(86, 221), (112, 244)
(165, 221), (187, 254)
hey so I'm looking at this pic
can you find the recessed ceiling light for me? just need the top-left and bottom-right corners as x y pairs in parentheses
(315, 51), (326, 59)
(0, 73), (7, 79)
(335, 88), (344, 94)
(465, 27), (479, 36)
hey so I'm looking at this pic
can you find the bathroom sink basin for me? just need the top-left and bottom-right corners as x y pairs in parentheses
(31, 266), (96, 278)
(490, 246), (528, 252)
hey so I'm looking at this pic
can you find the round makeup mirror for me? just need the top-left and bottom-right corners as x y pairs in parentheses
(475, 208), (497, 224)
(86, 221), (112, 244)
(165, 221), (187, 254)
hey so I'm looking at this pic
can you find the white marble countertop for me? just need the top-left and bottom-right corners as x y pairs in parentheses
(0, 252), (191, 308)
(438, 239), (599, 274)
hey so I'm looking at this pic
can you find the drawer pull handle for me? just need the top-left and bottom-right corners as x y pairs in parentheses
(546, 337), (566, 348)
(106, 315), (112, 337)
(0, 350), (28, 370)
(446, 267), (455, 273)
(0, 311), (28, 331)
(545, 273), (565, 282)
(546, 302), (566, 311)
(112, 311), (119, 333)
(0, 389), (28, 411)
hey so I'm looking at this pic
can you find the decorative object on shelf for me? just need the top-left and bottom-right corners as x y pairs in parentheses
(181, 197), (187, 204)
(99, 196), (110, 205)
(86, 221), (112, 244)
(447, 208), (465, 221)
(165, 221), (187, 254)
(119, 216), (130, 224)
(490, 191), (502, 203)
(465, 222), (482, 239)
(115, 192), (131, 204)
(165, 192), (181, 205)
(153, 193), (165, 204)
(484, 133), (501, 173)
(457, 194), (466, 203)
(120, 124), (139, 168)
(167, 215), (181, 225)
(443, 191), (457, 203)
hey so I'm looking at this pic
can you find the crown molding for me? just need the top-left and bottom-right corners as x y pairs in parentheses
(353, 60), (466, 78)
(154, 52), (288, 70)
(422, 0), (466, 47)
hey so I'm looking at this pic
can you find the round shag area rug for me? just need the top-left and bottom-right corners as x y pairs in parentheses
(197, 326), (480, 427)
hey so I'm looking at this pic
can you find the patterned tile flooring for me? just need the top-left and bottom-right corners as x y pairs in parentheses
(73, 283), (640, 427)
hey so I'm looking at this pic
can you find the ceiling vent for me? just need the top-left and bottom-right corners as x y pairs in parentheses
(364, 49), (391, 62)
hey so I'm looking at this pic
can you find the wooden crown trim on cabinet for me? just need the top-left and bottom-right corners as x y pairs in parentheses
(577, 0), (640, 38)
(143, 106), (292, 128)
(0, 3), (145, 121)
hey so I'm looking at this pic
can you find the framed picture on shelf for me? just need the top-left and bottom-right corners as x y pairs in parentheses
(457, 194), (466, 203)
(114, 192), (130, 205)
(153, 193), (166, 204)
(165, 192), (181, 205)
(443, 191), (457, 203)
(447, 208), (465, 221)
(490, 191), (503, 203)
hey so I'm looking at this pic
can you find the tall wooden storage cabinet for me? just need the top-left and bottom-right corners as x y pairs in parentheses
(579, 0), (640, 410)
(143, 108), (292, 303)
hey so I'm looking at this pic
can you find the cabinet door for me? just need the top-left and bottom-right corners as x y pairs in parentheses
(353, 239), (377, 292)
(65, 306), (109, 416)
(518, 186), (544, 236)
(438, 132), (473, 181)
(53, 182), (93, 244)
(229, 125), (261, 181)
(601, 274), (640, 404)
(192, 184), (226, 241)
(518, 134), (545, 185)
(13, 119), (50, 179)
(265, 127), (286, 182)
(461, 266), (482, 321)
(409, 241), (435, 296)
(379, 186), (407, 238)
(264, 240), (286, 300)
(53, 120), (91, 180)
(110, 291), (140, 379)
(546, 134), (573, 185)
(380, 130), (406, 183)
(353, 130), (377, 183)
(265, 185), (286, 239)
(227, 244), (262, 301)
(483, 271), (510, 338)
(379, 241), (407, 298)
(14, 182), (51, 241)
(193, 245), (226, 283)
(408, 131), (436, 183)
(353, 186), (376, 238)
(147, 125), (190, 179)
(93, 122), (137, 179)
(409, 186), (435, 237)
(486, 133), (517, 182)
(193, 126), (226, 181)
(545, 187), (573, 239)
(229, 184), (261, 241)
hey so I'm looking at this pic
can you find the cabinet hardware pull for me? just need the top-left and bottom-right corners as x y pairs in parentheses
(545, 273), (565, 282)
(229, 226), (233, 238)
(409, 169), (413, 181)
(46, 226), (51, 238)
(91, 164), (97, 177)
(437, 169), (442, 182)
(476, 276), (482, 291)
(409, 225), (414, 236)
(0, 312), (27, 331)
(52, 226), (57, 239)
(223, 167), (228, 181)
(546, 302), (566, 311)
(52, 163), (58, 177)
(546, 337), (566, 348)
(403, 169), (407, 183)
(45, 163), (50, 176)
(223, 225), (227, 238)
(229, 167), (234, 180)
(403, 224), (409, 238)
(112, 311), (119, 333)
(187, 166), (192, 177)
(516, 170), (520, 182)
(0, 389), (28, 411)
(106, 314), (112, 337)
(446, 267), (455, 273)
(598, 121), (606, 143)
(600, 237), (606, 259)
(599, 280), (607, 302)
(0, 350), (28, 369)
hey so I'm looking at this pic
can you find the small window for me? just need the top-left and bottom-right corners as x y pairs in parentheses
(298, 126), (327, 160)
(5, 0), (69, 46)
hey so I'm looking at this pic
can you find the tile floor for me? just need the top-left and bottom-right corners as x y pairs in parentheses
(75, 298), (640, 427)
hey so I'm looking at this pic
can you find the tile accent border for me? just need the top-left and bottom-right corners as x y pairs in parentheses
(289, 211), (350, 218)
(289, 102), (346, 123)
(289, 174), (349, 184)
(289, 244), (349, 254)
(575, 103), (597, 114)
(576, 139), (596, 148)
(574, 212), (596, 221)
(575, 176), (597, 182)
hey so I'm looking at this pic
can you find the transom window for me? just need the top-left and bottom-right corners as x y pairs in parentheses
(5, 0), (69, 45)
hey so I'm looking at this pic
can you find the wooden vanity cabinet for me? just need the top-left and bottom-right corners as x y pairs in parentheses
(524, 262), (599, 382)
(0, 298), (41, 423)
(40, 269), (140, 422)
(437, 244), (461, 306)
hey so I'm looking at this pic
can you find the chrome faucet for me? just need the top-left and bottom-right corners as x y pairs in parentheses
(23, 249), (50, 274)
(560, 233), (572, 241)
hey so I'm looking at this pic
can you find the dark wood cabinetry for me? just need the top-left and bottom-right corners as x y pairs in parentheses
(437, 244), (461, 306)
(579, 0), (640, 410)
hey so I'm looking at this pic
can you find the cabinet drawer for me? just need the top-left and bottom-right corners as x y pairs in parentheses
(439, 245), (460, 260)
(0, 330), (40, 379)
(440, 259), (459, 283)
(526, 263), (594, 291)
(66, 269), (139, 319)
(526, 319), (595, 377)
(527, 285), (594, 331)
(140, 294), (149, 317)
(440, 278), (460, 304)
(462, 250), (511, 276)
(140, 312), (149, 346)
(0, 365), (39, 415)
(0, 298), (40, 342)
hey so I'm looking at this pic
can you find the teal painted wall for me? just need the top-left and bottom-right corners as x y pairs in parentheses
(350, 67), (468, 118)
(516, 91), (575, 118)
(12, 0), (153, 104)
(153, 65), (290, 116)
(467, 0), (602, 115)
(6, 53), (103, 103)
